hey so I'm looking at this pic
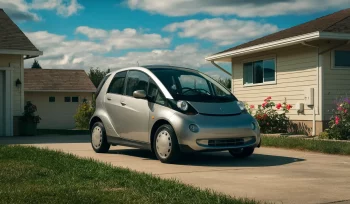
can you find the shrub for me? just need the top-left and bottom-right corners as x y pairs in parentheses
(20, 101), (41, 123)
(74, 100), (94, 129)
(326, 97), (350, 140)
(250, 97), (292, 134)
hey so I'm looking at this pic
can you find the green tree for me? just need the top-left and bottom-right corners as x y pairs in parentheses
(31, 59), (42, 69)
(88, 67), (110, 88)
(217, 78), (231, 89)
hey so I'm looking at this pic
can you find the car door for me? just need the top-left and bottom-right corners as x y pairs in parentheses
(104, 71), (127, 136)
(118, 70), (150, 143)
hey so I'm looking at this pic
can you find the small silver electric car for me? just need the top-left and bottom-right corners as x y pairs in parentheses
(90, 65), (260, 163)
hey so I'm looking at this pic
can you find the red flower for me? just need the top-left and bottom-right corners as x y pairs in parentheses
(276, 103), (282, 109)
(337, 106), (343, 111)
(249, 105), (255, 109)
(335, 116), (340, 125)
(286, 104), (293, 110)
(263, 114), (268, 119)
(344, 109), (348, 114)
(264, 96), (272, 101)
(262, 102), (268, 108)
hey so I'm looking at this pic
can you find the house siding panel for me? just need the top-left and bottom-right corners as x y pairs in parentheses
(231, 45), (320, 121)
(322, 43), (350, 121)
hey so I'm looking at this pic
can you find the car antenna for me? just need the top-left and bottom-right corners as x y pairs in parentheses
(137, 61), (139, 66)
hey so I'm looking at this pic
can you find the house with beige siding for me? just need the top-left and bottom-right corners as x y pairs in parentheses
(24, 69), (96, 129)
(0, 9), (43, 136)
(205, 8), (350, 136)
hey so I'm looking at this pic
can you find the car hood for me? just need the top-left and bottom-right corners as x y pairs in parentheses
(187, 101), (242, 115)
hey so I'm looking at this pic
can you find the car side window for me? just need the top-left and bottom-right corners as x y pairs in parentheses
(107, 71), (127, 95)
(148, 79), (166, 106)
(125, 70), (149, 97)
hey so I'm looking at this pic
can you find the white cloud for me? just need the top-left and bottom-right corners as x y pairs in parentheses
(75, 26), (171, 49)
(75, 26), (108, 39)
(164, 18), (278, 46)
(24, 30), (191, 70)
(31, 0), (84, 17)
(0, 0), (40, 21)
(0, 0), (83, 21)
(126, 0), (349, 17)
(106, 28), (171, 50)
(24, 30), (231, 79)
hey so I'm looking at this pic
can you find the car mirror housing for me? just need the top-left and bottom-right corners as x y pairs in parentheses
(133, 90), (147, 99)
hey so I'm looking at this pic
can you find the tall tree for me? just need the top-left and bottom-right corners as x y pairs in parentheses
(88, 67), (110, 87)
(31, 59), (42, 69)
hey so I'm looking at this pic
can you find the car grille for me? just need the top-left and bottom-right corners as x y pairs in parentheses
(207, 137), (255, 147)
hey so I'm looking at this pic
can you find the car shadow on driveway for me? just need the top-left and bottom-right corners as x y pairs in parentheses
(0, 135), (89, 145)
(108, 148), (305, 167)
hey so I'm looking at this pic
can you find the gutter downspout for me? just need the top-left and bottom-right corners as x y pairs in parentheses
(210, 61), (231, 76)
(301, 42), (319, 136)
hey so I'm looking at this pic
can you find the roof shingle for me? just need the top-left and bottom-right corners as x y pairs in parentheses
(214, 8), (350, 55)
(24, 69), (96, 92)
(0, 9), (40, 51)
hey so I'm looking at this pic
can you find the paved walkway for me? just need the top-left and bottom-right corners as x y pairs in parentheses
(1, 135), (350, 204)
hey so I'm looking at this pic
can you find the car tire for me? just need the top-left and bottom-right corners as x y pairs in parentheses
(153, 124), (181, 163)
(229, 147), (255, 158)
(91, 122), (110, 153)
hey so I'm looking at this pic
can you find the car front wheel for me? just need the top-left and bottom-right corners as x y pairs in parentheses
(153, 124), (181, 163)
(229, 147), (255, 158)
(91, 122), (110, 153)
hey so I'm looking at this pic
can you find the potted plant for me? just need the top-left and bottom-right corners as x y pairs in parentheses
(20, 101), (41, 136)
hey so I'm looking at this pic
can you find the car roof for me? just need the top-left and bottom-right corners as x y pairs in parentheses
(109, 65), (199, 75)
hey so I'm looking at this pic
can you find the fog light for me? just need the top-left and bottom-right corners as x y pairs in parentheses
(251, 122), (256, 130)
(189, 124), (199, 133)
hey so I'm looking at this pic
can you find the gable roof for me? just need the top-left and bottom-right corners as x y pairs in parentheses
(0, 9), (42, 58)
(206, 8), (350, 61)
(24, 69), (96, 92)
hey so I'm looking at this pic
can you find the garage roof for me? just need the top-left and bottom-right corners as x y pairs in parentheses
(24, 69), (96, 92)
(0, 9), (42, 57)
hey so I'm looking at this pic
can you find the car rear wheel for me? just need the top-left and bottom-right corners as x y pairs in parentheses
(153, 124), (181, 163)
(91, 122), (110, 153)
(229, 147), (255, 158)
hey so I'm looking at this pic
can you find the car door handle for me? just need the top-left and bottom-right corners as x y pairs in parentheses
(107, 97), (111, 101)
(121, 101), (126, 106)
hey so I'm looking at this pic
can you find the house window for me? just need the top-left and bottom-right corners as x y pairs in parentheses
(334, 50), (350, 68)
(72, 97), (79, 102)
(64, 97), (71, 102)
(49, 96), (55, 102)
(243, 59), (276, 85)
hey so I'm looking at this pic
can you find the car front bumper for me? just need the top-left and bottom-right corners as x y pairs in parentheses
(169, 112), (261, 152)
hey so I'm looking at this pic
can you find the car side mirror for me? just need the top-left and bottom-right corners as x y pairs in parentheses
(133, 90), (147, 99)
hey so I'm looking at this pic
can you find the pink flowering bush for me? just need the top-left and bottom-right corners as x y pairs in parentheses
(248, 97), (292, 134)
(326, 97), (350, 140)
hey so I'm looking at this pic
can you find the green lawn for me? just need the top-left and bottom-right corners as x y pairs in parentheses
(0, 145), (261, 204)
(262, 136), (350, 155)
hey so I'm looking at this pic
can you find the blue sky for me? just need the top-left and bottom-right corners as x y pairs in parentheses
(1, 0), (348, 78)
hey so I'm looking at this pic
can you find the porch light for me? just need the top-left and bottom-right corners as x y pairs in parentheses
(15, 79), (22, 87)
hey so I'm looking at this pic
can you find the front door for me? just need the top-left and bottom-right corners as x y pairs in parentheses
(0, 71), (5, 136)
(118, 70), (150, 143)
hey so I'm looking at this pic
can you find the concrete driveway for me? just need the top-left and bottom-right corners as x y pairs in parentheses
(1, 135), (350, 204)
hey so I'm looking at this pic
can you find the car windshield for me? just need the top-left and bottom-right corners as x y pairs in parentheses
(151, 68), (237, 102)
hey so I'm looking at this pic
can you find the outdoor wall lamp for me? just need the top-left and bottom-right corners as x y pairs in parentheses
(15, 79), (22, 87)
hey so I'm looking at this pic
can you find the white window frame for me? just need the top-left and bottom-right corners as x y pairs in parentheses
(241, 54), (277, 87)
(331, 49), (350, 70)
